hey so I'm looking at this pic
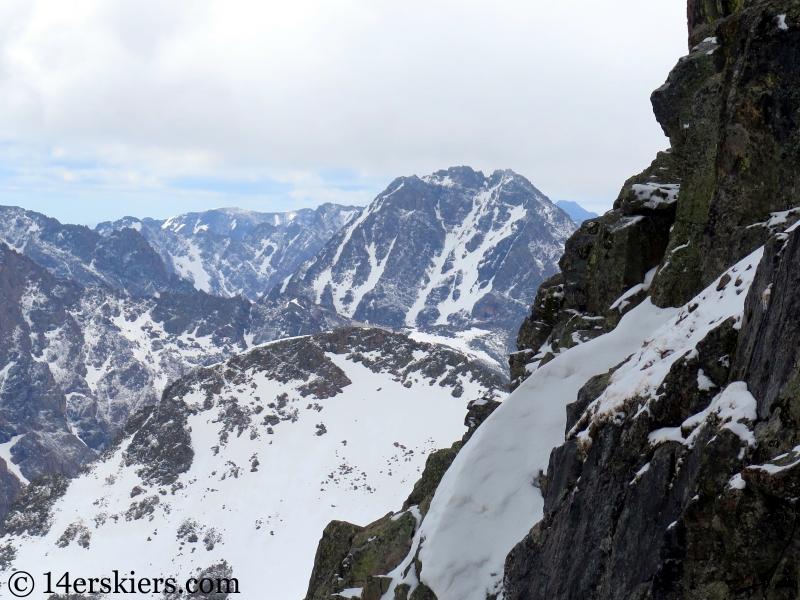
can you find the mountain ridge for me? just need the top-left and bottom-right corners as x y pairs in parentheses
(95, 204), (363, 301)
(0, 326), (504, 598)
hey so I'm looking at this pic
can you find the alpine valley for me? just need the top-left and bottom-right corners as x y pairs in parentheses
(0, 166), (577, 598)
(4, 0), (799, 598)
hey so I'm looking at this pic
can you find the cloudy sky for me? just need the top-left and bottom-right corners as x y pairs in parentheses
(0, 0), (687, 226)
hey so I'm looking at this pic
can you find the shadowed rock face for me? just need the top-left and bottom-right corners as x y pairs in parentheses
(0, 206), (191, 298)
(511, 152), (678, 387)
(649, 0), (800, 307)
(503, 2), (800, 599)
(503, 234), (800, 600)
(513, 0), (800, 386)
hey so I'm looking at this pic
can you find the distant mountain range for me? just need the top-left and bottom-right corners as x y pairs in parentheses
(555, 199), (599, 224)
(95, 204), (361, 301)
(0, 205), (192, 297)
(0, 175), (586, 377)
(0, 167), (580, 523)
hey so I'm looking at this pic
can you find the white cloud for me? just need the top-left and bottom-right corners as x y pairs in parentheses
(0, 0), (688, 223)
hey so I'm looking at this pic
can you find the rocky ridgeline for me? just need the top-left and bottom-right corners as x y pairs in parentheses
(0, 206), (195, 298)
(0, 204), (361, 306)
(506, 1), (800, 597)
(512, 0), (800, 388)
(302, 1), (800, 598)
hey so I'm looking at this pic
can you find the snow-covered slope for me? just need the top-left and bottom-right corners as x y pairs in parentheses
(272, 167), (576, 373)
(0, 328), (502, 599)
(96, 205), (362, 301)
(401, 247), (764, 600)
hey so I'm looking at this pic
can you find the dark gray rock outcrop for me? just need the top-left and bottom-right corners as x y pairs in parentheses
(502, 3), (800, 598)
(511, 150), (678, 387)
(0, 206), (192, 297)
(505, 213), (800, 600)
(513, 0), (800, 388)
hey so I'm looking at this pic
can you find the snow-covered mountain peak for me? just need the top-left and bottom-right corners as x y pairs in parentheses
(273, 166), (576, 374)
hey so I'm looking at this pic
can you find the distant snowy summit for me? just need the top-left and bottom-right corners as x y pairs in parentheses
(555, 200), (599, 225)
(271, 166), (576, 371)
(96, 204), (361, 301)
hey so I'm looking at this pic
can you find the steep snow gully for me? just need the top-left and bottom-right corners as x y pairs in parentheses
(410, 248), (764, 600)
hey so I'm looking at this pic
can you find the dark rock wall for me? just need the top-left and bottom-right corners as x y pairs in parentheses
(651, 0), (800, 306)
(504, 2), (800, 598)
(514, 0), (800, 384)
(511, 153), (677, 387)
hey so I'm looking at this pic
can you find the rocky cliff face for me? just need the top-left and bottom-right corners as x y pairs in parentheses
(273, 166), (576, 373)
(513, 0), (800, 387)
(503, 2), (800, 599)
(96, 205), (361, 301)
(510, 150), (680, 387)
